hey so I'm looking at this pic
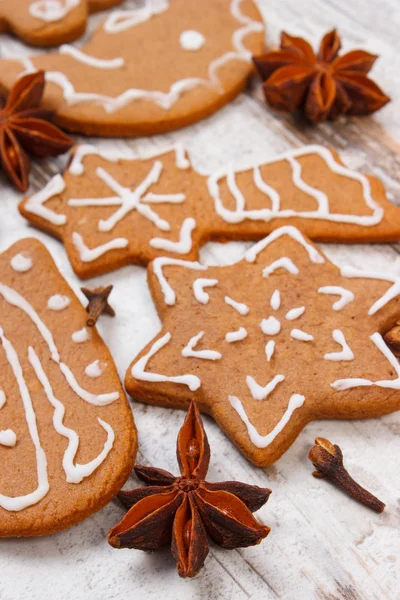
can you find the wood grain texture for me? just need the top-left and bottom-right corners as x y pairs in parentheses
(0, 1), (399, 599)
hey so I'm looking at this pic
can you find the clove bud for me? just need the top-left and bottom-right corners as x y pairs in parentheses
(81, 285), (115, 327)
(308, 437), (385, 513)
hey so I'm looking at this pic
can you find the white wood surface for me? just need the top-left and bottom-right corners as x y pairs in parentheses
(0, 1), (399, 599)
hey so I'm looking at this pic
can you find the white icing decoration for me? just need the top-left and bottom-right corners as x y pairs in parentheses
(290, 329), (313, 342)
(68, 143), (190, 176)
(180, 30), (206, 51)
(85, 360), (106, 378)
(47, 294), (70, 311)
(0, 430), (17, 447)
(95, 163), (170, 233)
(0, 390), (6, 409)
(270, 290), (281, 310)
(324, 330), (354, 361)
(29, 348), (114, 484)
(72, 232), (128, 263)
(24, 175), (66, 225)
(150, 218), (196, 254)
(0, 283), (119, 406)
(24, 0), (263, 113)
(265, 340), (275, 361)
(340, 266), (400, 315)
(332, 333), (400, 391)
(0, 327), (49, 511)
(29, 0), (79, 22)
(59, 45), (124, 69)
(131, 332), (201, 391)
(10, 253), (33, 273)
(182, 331), (222, 361)
(153, 258), (207, 306)
(72, 328), (89, 343)
(246, 374), (285, 401)
(261, 317), (281, 336)
(285, 306), (305, 321)
(225, 327), (248, 343)
(225, 296), (249, 315)
(103, 0), (169, 33)
(229, 394), (305, 448)
(318, 286), (355, 311)
(263, 257), (299, 278)
(245, 226), (325, 265)
(209, 146), (383, 227)
(192, 278), (218, 304)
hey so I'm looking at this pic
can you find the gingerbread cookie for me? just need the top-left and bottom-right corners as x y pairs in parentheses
(0, 238), (137, 537)
(125, 225), (400, 466)
(19, 144), (400, 279)
(0, 0), (264, 135)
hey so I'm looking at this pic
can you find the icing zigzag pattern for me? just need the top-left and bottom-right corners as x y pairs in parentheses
(20, 144), (400, 278)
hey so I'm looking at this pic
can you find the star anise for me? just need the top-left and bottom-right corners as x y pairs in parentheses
(0, 70), (73, 192)
(253, 29), (390, 123)
(81, 285), (115, 327)
(108, 401), (271, 578)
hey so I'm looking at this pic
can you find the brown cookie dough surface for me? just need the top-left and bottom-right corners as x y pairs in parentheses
(0, 0), (265, 135)
(19, 144), (400, 279)
(125, 226), (400, 466)
(0, 0), (122, 46)
(0, 238), (137, 537)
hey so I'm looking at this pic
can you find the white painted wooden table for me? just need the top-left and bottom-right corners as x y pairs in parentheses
(0, 1), (399, 598)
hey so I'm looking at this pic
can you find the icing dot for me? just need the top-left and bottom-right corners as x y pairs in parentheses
(0, 429), (17, 447)
(10, 253), (33, 273)
(47, 295), (71, 311)
(72, 328), (90, 343)
(85, 360), (106, 378)
(179, 30), (206, 51)
(260, 317), (281, 336)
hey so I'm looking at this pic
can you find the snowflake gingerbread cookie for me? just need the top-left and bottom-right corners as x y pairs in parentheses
(0, 0), (123, 47)
(0, 0), (264, 135)
(0, 238), (137, 537)
(19, 143), (400, 278)
(125, 226), (400, 466)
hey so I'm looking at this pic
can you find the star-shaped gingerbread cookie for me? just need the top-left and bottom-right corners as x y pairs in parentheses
(0, 0), (264, 135)
(19, 144), (400, 279)
(0, 238), (137, 537)
(0, 0), (122, 47)
(125, 226), (400, 466)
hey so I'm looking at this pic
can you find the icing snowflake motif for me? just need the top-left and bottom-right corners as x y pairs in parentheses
(127, 226), (400, 466)
(20, 144), (400, 278)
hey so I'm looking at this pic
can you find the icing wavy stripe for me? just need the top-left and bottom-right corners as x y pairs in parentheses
(229, 394), (305, 448)
(152, 258), (207, 306)
(192, 278), (218, 304)
(263, 257), (299, 277)
(59, 45), (124, 69)
(265, 340), (275, 361)
(225, 295), (249, 315)
(0, 327), (49, 511)
(131, 332), (201, 391)
(331, 332), (400, 390)
(225, 327), (248, 343)
(340, 266), (400, 315)
(22, 0), (263, 113)
(0, 282), (119, 405)
(209, 145), (383, 227)
(103, 0), (169, 33)
(29, 348), (114, 484)
(245, 226), (325, 264)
